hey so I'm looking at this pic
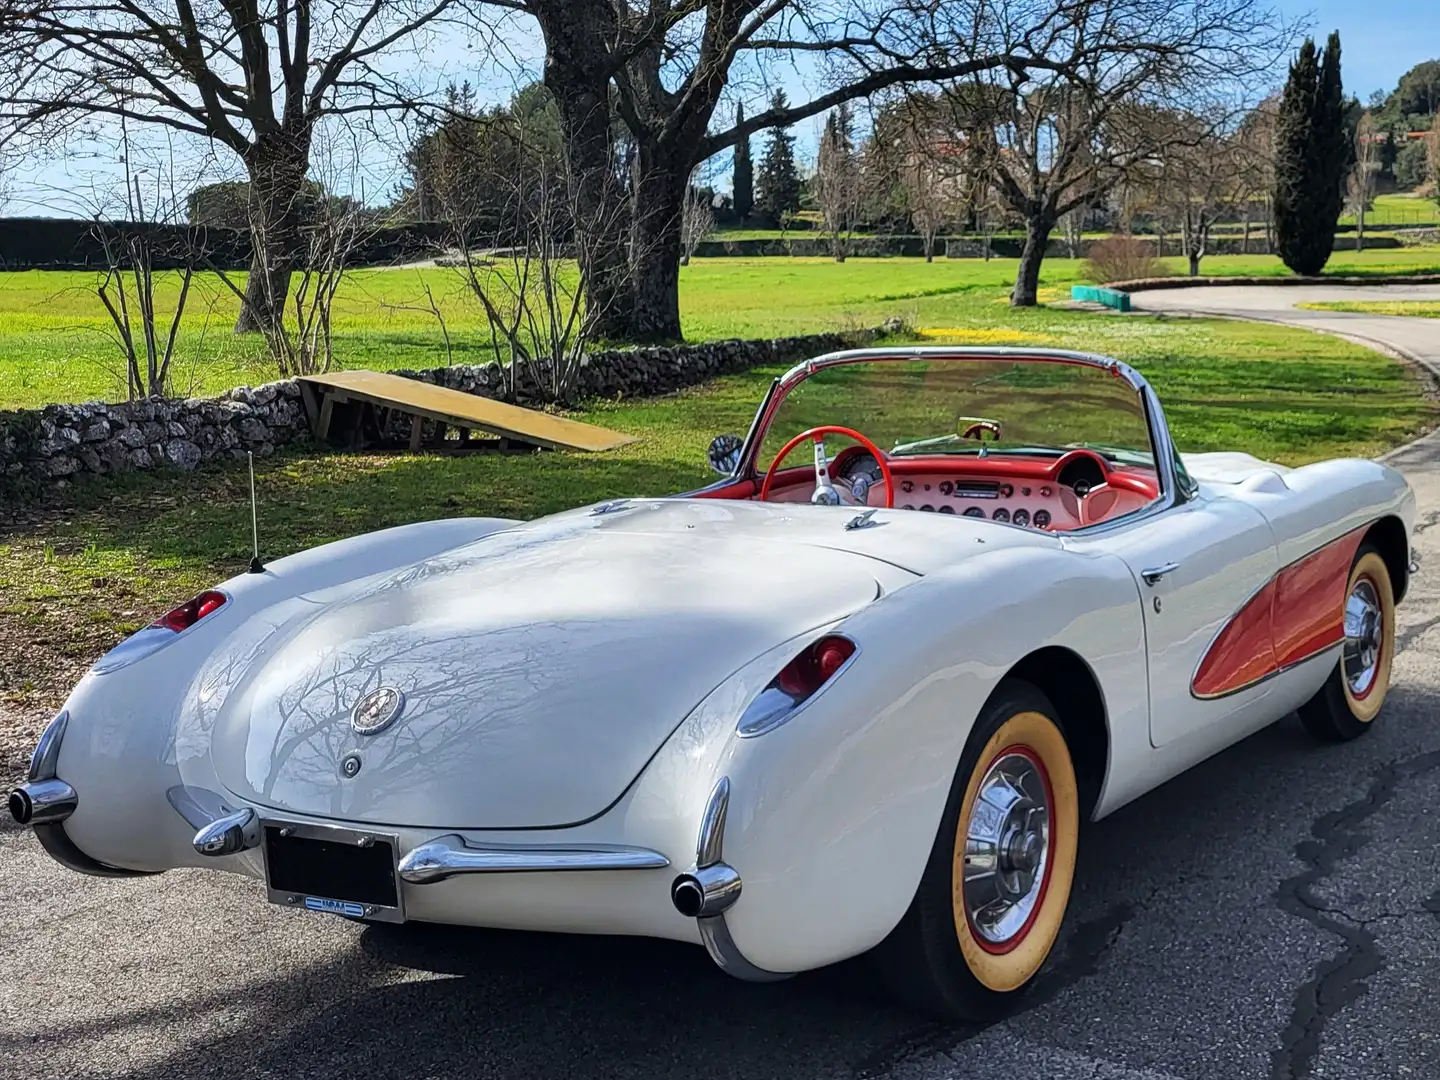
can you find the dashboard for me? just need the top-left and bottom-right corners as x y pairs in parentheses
(821, 449), (1155, 531)
(883, 474), (1077, 529)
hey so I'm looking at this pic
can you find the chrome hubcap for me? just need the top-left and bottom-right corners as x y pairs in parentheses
(1343, 578), (1383, 698)
(963, 751), (1051, 946)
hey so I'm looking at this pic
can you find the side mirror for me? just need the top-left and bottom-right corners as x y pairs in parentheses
(707, 434), (744, 476)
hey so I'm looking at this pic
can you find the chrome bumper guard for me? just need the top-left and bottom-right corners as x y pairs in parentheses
(670, 777), (792, 983)
(10, 711), (156, 879)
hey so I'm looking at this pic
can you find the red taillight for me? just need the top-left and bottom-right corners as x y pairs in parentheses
(153, 590), (228, 633)
(774, 635), (856, 699)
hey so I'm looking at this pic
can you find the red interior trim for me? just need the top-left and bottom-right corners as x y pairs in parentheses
(721, 448), (1160, 503)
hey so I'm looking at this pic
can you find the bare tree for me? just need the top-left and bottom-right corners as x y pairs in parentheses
(814, 104), (861, 262)
(1347, 112), (1380, 251)
(1152, 111), (1243, 275)
(1232, 96), (1278, 253)
(679, 178), (714, 267)
(0, 0), (496, 337)
(210, 136), (379, 377)
(517, 0), (1131, 341)
(449, 133), (631, 403)
(943, 0), (1285, 305)
(1428, 110), (1440, 207)
(93, 178), (196, 399)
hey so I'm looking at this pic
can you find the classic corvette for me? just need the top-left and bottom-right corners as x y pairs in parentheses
(10, 346), (1417, 1019)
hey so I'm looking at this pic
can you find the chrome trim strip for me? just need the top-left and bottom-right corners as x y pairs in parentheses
(397, 834), (670, 884)
(1191, 642), (1342, 701)
(698, 911), (793, 983)
(1188, 522), (1373, 700)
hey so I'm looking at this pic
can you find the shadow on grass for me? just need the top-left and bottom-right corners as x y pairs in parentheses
(3, 448), (712, 572)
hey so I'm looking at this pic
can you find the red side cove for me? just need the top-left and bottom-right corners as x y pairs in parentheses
(1192, 527), (1367, 698)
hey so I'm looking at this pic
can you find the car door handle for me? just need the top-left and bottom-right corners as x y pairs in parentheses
(1140, 562), (1180, 586)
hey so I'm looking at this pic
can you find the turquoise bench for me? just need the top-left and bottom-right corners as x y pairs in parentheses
(1070, 285), (1132, 312)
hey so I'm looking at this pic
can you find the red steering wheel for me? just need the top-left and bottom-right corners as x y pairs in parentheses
(758, 425), (896, 507)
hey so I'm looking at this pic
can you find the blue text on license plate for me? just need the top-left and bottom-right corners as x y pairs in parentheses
(303, 896), (365, 917)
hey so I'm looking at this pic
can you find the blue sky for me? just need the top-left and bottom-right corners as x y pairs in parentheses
(3, 2), (1435, 215)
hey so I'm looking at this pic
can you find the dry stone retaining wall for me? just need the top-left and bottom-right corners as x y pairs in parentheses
(0, 326), (885, 500)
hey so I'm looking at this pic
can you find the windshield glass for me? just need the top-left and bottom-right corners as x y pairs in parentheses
(758, 357), (1155, 467)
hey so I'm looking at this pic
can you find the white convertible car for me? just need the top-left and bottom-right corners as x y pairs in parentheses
(10, 347), (1416, 1019)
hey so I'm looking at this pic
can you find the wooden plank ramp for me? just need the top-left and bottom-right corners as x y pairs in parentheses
(299, 370), (637, 453)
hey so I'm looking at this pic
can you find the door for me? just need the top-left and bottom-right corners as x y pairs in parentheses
(1071, 493), (1278, 747)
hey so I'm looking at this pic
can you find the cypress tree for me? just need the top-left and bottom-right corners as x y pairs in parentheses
(733, 102), (754, 222)
(757, 90), (801, 224)
(1274, 33), (1346, 275)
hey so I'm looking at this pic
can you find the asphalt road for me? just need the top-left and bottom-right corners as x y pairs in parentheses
(5, 288), (1440, 1080)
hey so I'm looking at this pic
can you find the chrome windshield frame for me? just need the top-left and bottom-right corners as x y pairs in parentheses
(732, 346), (1185, 514)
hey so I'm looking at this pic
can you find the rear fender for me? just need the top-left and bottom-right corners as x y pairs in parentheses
(714, 542), (1146, 973)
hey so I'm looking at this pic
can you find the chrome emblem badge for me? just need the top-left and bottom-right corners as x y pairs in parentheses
(351, 687), (405, 736)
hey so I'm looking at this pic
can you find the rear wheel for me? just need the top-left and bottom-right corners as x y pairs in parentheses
(875, 679), (1079, 1020)
(1298, 545), (1395, 742)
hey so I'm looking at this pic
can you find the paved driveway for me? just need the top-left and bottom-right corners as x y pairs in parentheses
(1132, 283), (1440, 367)
(5, 295), (1440, 1079)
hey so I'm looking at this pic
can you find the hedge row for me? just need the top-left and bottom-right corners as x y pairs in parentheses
(0, 218), (452, 271)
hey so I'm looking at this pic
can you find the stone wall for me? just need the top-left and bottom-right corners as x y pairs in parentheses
(0, 325), (886, 500)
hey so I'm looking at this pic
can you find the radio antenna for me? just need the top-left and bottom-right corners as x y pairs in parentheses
(247, 451), (264, 574)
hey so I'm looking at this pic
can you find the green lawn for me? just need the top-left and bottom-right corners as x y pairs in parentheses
(4, 248), (1440, 409)
(3, 251), (1438, 711)
(1341, 192), (1440, 228)
(1298, 300), (1440, 318)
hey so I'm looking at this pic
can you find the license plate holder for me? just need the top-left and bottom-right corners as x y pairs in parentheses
(262, 820), (405, 924)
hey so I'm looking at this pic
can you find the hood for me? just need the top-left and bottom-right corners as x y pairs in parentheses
(212, 501), (899, 829)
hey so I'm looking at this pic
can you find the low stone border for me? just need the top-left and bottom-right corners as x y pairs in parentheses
(1108, 274), (1440, 293)
(0, 324), (892, 499)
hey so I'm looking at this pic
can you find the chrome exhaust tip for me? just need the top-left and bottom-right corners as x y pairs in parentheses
(8, 778), (78, 826)
(670, 862), (742, 918)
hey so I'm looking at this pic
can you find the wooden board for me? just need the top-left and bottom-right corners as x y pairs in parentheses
(299, 370), (637, 453)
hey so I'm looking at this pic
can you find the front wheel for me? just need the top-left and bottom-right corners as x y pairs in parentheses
(1297, 544), (1395, 742)
(875, 679), (1079, 1020)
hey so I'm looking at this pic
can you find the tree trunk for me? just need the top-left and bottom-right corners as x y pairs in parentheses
(535, 2), (631, 341)
(629, 156), (686, 342)
(1011, 215), (1055, 306)
(1241, 206), (1251, 254)
(235, 137), (310, 335)
(1356, 207), (1365, 252)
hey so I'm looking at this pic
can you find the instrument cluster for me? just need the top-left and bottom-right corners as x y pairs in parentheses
(892, 476), (1069, 530)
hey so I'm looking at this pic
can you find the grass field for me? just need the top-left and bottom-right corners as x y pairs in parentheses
(1340, 192), (1440, 228)
(1298, 300), (1440, 318)
(4, 248), (1440, 409)
(3, 299), (1436, 708)
(3, 248), (1440, 707)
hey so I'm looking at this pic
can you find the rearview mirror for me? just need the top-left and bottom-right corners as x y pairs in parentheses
(707, 434), (744, 476)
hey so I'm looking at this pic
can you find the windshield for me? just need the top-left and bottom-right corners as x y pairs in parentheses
(757, 357), (1155, 467)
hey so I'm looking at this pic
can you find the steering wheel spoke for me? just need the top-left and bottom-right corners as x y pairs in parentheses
(759, 426), (895, 509)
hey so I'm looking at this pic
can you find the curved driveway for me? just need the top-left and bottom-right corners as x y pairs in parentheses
(5, 291), (1440, 1080)
(1132, 283), (1440, 368)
